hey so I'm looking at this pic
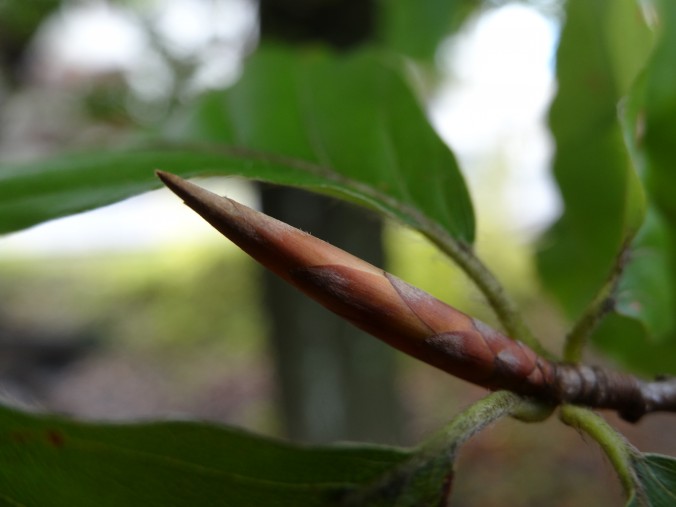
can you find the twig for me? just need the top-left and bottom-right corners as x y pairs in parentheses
(157, 171), (676, 422)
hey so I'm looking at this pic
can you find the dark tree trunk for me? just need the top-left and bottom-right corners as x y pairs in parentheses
(258, 0), (403, 444)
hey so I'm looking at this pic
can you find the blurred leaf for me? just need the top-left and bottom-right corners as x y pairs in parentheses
(539, 0), (650, 316)
(0, 0), (60, 68)
(538, 0), (676, 372)
(638, 1), (676, 337)
(593, 312), (676, 375)
(0, 48), (475, 248)
(614, 209), (674, 341)
(598, 0), (676, 373)
(627, 454), (676, 507)
(378, 0), (475, 60)
(0, 404), (409, 506)
(0, 149), (250, 234)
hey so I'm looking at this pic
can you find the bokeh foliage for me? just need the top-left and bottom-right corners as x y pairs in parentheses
(2, 0), (676, 505)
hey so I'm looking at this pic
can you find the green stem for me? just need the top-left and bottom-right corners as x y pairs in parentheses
(426, 232), (551, 358)
(559, 405), (639, 498)
(419, 391), (547, 455)
(564, 243), (629, 362)
(157, 141), (547, 356)
(343, 392), (550, 506)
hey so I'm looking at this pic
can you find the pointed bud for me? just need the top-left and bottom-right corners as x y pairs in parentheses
(157, 171), (676, 420)
(157, 171), (558, 396)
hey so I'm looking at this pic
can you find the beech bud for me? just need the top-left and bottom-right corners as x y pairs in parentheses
(157, 171), (554, 395)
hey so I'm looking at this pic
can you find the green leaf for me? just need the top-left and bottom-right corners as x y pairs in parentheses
(0, 0), (60, 51)
(636, 1), (676, 343)
(0, 393), (531, 506)
(176, 46), (475, 243)
(378, 0), (475, 60)
(627, 454), (676, 506)
(634, 2), (676, 343)
(0, 48), (474, 248)
(0, 404), (409, 506)
(0, 150), (240, 234)
(597, 0), (676, 373)
(538, 0), (676, 372)
(0, 391), (532, 507)
(539, 0), (650, 317)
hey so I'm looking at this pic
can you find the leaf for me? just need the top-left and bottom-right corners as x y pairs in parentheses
(0, 0), (61, 50)
(0, 404), (409, 506)
(175, 46), (475, 243)
(634, 2), (676, 340)
(592, 209), (676, 374)
(626, 1), (676, 330)
(0, 48), (474, 249)
(627, 454), (676, 507)
(593, 311), (676, 376)
(378, 0), (475, 60)
(0, 149), (245, 234)
(597, 0), (676, 373)
(537, 0), (661, 365)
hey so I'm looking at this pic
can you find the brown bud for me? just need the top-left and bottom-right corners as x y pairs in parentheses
(155, 171), (676, 420)
(156, 171), (554, 396)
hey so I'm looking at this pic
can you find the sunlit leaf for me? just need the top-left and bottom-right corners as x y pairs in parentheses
(0, 149), (241, 234)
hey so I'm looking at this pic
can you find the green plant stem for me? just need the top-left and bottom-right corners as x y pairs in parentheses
(419, 391), (550, 456)
(559, 405), (639, 498)
(426, 232), (552, 358)
(155, 141), (547, 358)
(564, 244), (629, 362)
(342, 392), (551, 506)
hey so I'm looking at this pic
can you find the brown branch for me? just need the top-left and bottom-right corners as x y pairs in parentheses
(157, 171), (676, 422)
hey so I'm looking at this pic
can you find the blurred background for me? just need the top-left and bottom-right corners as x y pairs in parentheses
(0, 0), (673, 505)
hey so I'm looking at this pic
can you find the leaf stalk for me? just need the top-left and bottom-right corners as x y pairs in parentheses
(426, 232), (550, 358)
(559, 405), (642, 501)
(342, 391), (544, 506)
